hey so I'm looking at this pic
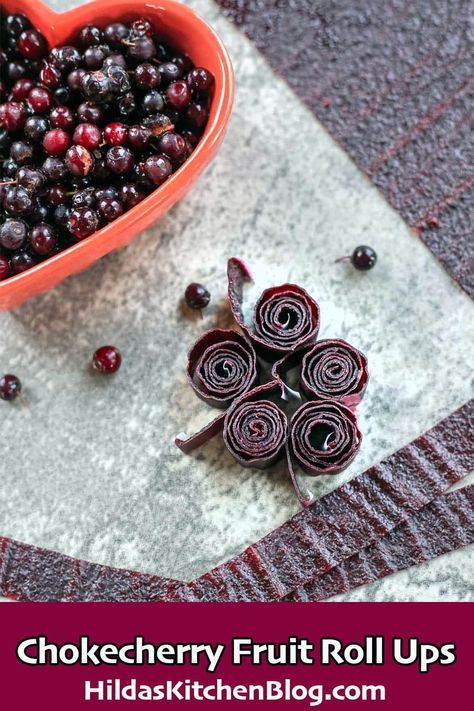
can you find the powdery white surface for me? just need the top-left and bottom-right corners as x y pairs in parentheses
(0, 0), (473, 600)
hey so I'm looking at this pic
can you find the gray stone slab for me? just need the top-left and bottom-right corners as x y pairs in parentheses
(0, 0), (473, 600)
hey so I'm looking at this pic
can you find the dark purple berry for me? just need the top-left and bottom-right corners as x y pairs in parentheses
(92, 345), (122, 374)
(0, 218), (28, 250)
(65, 145), (95, 177)
(67, 207), (99, 239)
(166, 80), (191, 109)
(24, 115), (49, 141)
(11, 252), (36, 273)
(106, 146), (134, 174)
(143, 153), (172, 185)
(351, 246), (377, 270)
(184, 283), (210, 310)
(17, 29), (47, 60)
(0, 255), (11, 281)
(0, 374), (22, 401)
(97, 196), (123, 222)
(30, 222), (57, 255)
(188, 67), (214, 92)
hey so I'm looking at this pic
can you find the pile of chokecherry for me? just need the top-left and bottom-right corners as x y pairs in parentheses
(0, 12), (214, 281)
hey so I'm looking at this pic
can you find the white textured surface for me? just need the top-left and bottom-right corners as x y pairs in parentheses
(0, 0), (473, 600)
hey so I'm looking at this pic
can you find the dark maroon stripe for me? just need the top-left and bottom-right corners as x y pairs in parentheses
(0, 538), (179, 602)
(286, 484), (474, 601)
(216, 0), (474, 297)
(168, 399), (474, 600)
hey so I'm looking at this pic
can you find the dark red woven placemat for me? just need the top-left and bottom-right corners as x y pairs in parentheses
(217, 0), (474, 297)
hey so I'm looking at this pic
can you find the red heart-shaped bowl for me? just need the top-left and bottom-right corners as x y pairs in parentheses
(0, 0), (234, 310)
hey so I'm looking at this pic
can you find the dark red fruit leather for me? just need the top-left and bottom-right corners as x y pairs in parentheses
(186, 328), (258, 408)
(300, 339), (368, 408)
(227, 257), (320, 360)
(286, 484), (474, 601)
(1, 401), (472, 601)
(290, 400), (361, 475)
(0, 537), (178, 602)
(223, 381), (288, 468)
(217, 1), (474, 298)
(167, 399), (474, 601)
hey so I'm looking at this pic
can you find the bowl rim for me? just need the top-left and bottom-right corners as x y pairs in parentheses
(0, 0), (235, 303)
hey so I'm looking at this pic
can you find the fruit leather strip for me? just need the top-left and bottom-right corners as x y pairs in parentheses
(187, 329), (258, 408)
(223, 382), (288, 468)
(286, 483), (474, 601)
(167, 399), (474, 600)
(0, 537), (179, 602)
(289, 400), (362, 475)
(216, 1), (474, 298)
(227, 257), (320, 360)
(300, 339), (368, 409)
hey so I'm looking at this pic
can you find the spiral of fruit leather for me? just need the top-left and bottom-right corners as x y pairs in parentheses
(227, 257), (320, 360)
(300, 339), (368, 408)
(223, 381), (288, 468)
(187, 329), (258, 408)
(290, 400), (361, 475)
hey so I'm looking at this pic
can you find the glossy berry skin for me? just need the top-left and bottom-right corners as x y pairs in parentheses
(0, 102), (27, 132)
(92, 345), (122, 374)
(73, 122), (101, 149)
(24, 115), (49, 141)
(104, 121), (127, 146)
(104, 22), (128, 47)
(65, 145), (95, 177)
(184, 283), (211, 310)
(29, 222), (57, 255)
(27, 86), (52, 113)
(97, 196), (123, 222)
(157, 132), (187, 163)
(351, 245), (377, 271)
(166, 80), (191, 109)
(0, 218), (27, 251)
(47, 184), (68, 206)
(187, 102), (208, 129)
(127, 124), (151, 152)
(134, 62), (161, 90)
(78, 25), (103, 48)
(11, 78), (35, 100)
(0, 374), (22, 401)
(5, 14), (31, 37)
(187, 67), (214, 92)
(16, 166), (46, 193)
(143, 153), (172, 185)
(127, 36), (156, 62)
(141, 90), (164, 114)
(40, 63), (62, 89)
(72, 189), (96, 209)
(10, 140), (34, 165)
(50, 106), (76, 130)
(49, 46), (82, 72)
(77, 101), (103, 124)
(4, 186), (33, 215)
(42, 156), (67, 181)
(119, 182), (145, 209)
(10, 252), (36, 273)
(106, 146), (134, 174)
(43, 128), (70, 155)
(159, 61), (181, 83)
(0, 254), (11, 281)
(67, 207), (99, 239)
(17, 29), (47, 60)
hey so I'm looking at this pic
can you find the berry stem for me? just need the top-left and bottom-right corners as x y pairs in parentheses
(335, 255), (351, 263)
